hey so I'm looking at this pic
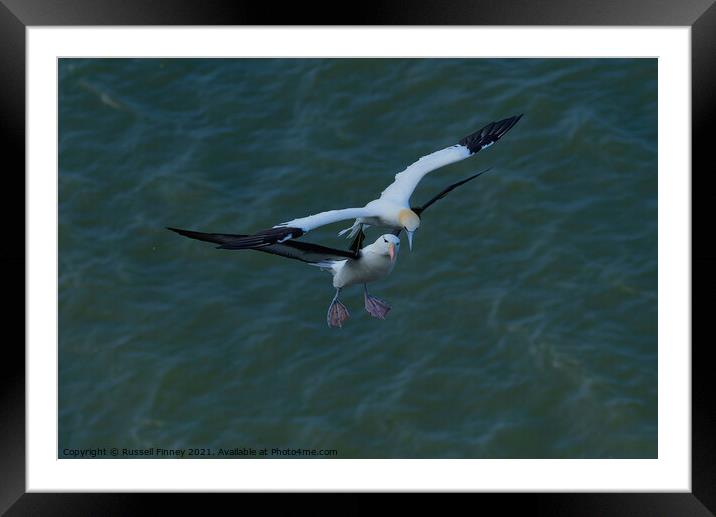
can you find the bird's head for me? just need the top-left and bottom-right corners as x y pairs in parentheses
(375, 234), (401, 262)
(398, 209), (420, 251)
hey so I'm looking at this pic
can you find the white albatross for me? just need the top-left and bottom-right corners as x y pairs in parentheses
(320, 233), (400, 326)
(220, 114), (522, 251)
(168, 168), (493, 327)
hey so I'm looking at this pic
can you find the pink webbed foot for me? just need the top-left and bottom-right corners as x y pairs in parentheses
(327, 298), (350, 328)
(364, 292), (391, 320)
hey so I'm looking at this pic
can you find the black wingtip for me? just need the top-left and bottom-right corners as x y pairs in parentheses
(167, 225), (305, 249)
(459, 114), (523, 154)
(167, 226), (191, 237)
(210, 226), (306, 250)
(414, 167), (494, 215)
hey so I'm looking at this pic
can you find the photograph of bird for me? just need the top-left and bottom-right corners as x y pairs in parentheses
(168, 168), (493, 327)
(216, 115), (522, 251)
(57, 56), (660, 464)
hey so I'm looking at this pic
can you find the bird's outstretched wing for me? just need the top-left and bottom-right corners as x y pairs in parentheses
(167, 227), (359, 264)
(390, 168), (494, 237)
(205, 206), (377, 250)
(379, 115), (522, 206)
(275, 207), (376, 233)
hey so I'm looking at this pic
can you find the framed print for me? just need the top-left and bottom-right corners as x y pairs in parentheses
(3, 0), (712, 512)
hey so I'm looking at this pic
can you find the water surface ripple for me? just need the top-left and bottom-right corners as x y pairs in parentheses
(59, 58), (657, 458)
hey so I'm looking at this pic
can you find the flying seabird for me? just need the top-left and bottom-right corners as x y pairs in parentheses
(168, 169), (493, 327)
(216, 114), (522, 251)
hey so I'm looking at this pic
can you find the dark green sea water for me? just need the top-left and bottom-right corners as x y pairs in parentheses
(59, 58), (657, 458)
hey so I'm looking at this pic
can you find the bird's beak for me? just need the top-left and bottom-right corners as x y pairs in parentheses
(406, 231), (414, 251)
(388, 242), (396, 262)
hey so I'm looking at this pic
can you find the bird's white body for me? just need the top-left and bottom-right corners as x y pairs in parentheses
(320, 234), (401, 326)
(339, 199), (409, 238)
(331, 239), (399, 288)
(360, 199), (403, 226)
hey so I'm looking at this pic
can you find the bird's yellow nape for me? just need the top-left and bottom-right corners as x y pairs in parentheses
(398, 209), (420, 231)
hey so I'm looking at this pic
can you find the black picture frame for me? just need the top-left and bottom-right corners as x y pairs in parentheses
(2, 0), (711, 512)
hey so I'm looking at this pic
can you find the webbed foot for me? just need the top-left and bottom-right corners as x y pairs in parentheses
(364, 293), (391, 320)
(327, 298), (350, 328)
